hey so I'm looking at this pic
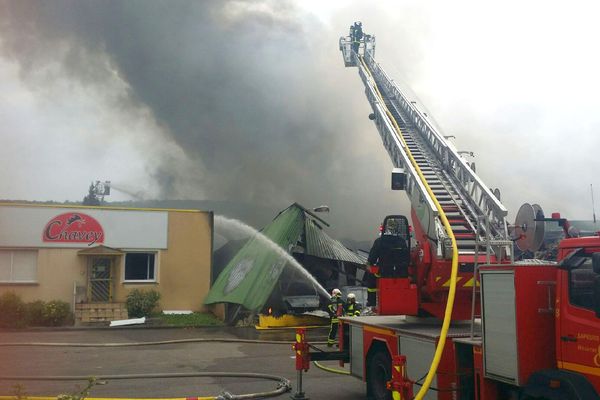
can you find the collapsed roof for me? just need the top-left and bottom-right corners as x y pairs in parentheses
(204, 203), (365, 312)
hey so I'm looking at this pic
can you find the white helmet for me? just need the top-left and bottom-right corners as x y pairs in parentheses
(332, 288), (341, 296)
(347, 293), (356, 300)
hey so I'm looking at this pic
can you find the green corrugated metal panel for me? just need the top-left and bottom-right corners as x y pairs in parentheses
(204, 206), (304, 311)
(204, 203), (366, 311)
(305, 218), (366, 264)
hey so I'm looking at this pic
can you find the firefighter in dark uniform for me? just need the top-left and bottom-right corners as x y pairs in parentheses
(367, 218), (410, 296)
(352, 21), (363, 54)
(368, 218), (409, 277)
(327, 288), (345, 347)
(364, 266), (379, 307)
(344, 293), (362, 317)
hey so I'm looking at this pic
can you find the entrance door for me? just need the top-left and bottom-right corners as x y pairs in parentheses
(89, 257), (113, 302)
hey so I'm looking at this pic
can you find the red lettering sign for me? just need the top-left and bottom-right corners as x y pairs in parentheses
(42, 213), (104, 246)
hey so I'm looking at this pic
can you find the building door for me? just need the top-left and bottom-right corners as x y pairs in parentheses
(89, 257), (113, 302)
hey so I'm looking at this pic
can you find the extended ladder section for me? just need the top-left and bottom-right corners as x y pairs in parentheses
(340, 29), (511, 260)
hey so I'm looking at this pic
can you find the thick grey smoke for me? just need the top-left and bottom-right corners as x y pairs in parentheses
(6, 1), (596, 242)
(0, 0), (404, 240)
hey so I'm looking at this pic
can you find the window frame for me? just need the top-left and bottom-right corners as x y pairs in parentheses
(122, 251), (159, 284)
(0, 249), (38, 284)
(567, 255), (596, 312)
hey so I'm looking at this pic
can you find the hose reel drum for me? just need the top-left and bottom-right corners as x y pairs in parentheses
(514, 203), (546, 252)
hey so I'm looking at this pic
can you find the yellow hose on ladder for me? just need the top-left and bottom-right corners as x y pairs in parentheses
(359, 55), (459, 400)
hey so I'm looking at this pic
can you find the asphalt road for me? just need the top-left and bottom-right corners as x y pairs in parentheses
(0, 327), (366, 400)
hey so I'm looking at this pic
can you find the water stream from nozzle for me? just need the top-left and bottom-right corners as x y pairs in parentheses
(214, 215), (330, 299)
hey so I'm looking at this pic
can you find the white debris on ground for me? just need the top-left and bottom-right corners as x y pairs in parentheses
(109, 317), (146, 327)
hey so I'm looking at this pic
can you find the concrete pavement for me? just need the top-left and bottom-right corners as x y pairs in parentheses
(0, 327), (366, 400)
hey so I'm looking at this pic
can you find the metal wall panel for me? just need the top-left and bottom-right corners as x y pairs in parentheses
(399, 336), (437, 400)
(350, 324), (364, 378)
(481, 271), (518, 383)
(305, 218), (366, 264)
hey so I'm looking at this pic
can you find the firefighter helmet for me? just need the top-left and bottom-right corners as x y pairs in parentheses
(332, 288), (341, 296)
(385, 218), (400, 235)
(347, 293), (356, 300)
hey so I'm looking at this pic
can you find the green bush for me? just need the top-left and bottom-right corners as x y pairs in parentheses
(126, 289), (160, 318)
(42, 300), (72, 326)
(25, 300), (46, 326)
(0, 292), (26, 328)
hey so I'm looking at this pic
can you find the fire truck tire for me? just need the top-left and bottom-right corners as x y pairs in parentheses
(366, 348), (392, 400)
(523, 369), (600, 400)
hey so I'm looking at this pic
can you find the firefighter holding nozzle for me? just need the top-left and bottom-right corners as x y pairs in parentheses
(327, 288), (344, 347)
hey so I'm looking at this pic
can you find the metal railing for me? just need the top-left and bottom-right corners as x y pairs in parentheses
(356, 54), (444, 248)
(363, 54), (509, 241)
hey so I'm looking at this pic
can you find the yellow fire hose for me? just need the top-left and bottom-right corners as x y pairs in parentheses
(312, 361), (351, 375)
(359, 55), (459, 400)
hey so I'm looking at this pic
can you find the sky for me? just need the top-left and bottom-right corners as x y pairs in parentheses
(1, 0), (600, 241)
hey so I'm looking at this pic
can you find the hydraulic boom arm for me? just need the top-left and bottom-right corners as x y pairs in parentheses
(340, 25), (510, 262)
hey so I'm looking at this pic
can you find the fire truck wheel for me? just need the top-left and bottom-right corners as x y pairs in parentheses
(367, 348), (392, 400)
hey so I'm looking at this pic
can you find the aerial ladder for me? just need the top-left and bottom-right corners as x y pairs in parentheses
(289, 24), (600, 400)
(340, 23), (513, 319)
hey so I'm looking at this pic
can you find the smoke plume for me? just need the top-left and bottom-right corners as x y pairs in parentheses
(5, 1), (597, 240)
(0, 0), (404, 240)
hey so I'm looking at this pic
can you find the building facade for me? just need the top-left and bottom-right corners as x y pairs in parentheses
(0, 204), (213, 321)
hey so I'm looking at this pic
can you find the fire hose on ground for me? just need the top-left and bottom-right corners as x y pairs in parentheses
(0, 338), (326, 347)
(311, 361), (350, 375)
(0, 338), (319, 399)
(0, 335), (348, 379)
(0, 373), (289, 400)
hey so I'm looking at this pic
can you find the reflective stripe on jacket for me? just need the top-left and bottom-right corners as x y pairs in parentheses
(345, 302), (362, 317)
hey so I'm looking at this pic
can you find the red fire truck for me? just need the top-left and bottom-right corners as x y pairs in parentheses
(292, 24), (600, 400)
(328, 224), (600, 400)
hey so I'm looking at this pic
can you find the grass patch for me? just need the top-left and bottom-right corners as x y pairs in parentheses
(158, 312), (223, 327)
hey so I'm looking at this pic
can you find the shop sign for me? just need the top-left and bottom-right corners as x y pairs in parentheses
(42, 212), (104, 246)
